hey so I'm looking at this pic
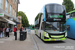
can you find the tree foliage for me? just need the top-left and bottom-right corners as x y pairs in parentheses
(18, 11), (29, 27)
(62, 0), (74, 12)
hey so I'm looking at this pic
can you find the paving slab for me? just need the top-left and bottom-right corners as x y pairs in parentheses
(0, 31), (34, 50)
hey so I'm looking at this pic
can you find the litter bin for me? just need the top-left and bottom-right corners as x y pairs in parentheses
(23, 30), (27, 40)
(20, 30), (27, 41)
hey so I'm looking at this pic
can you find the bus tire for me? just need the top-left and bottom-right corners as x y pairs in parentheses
(40, 33), (41, 39)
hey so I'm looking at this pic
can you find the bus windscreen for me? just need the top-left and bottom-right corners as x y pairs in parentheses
(45, 22), (66, 33)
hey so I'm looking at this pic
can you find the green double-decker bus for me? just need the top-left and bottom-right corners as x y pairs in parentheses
(35, 3), (67, 41)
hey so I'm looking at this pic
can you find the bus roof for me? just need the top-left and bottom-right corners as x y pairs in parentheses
(68, 10), (75, 14)
(45, 3), (61, 6)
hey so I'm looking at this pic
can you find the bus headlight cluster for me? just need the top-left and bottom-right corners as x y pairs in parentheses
(65, 32), (67, 37)
(45, 33), (49, 37)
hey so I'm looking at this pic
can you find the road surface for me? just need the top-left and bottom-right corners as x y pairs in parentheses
(31, 30), (75, 50)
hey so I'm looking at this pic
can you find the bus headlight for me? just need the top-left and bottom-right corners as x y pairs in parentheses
(45, 33), (49, 37)
(65, 31), (67, 37)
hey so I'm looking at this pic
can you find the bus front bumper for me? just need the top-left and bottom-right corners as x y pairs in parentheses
(43, 37), (66, 41)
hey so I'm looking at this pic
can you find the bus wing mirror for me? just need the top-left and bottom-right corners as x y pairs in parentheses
(43, 19), (44, 21)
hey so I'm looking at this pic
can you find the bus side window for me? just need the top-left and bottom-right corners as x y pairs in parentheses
(41, 22), (44, 30)
(73, 13), (75, 18)
(71, 13), (75, 18)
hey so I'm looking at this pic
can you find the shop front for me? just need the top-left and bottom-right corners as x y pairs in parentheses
(0, 15), (8, 28)
(0, 14), (16, 32)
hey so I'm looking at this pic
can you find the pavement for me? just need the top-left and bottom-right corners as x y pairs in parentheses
(0, 30), (34, 50)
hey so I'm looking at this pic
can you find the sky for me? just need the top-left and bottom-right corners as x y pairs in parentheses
(18, 0), (75, 25)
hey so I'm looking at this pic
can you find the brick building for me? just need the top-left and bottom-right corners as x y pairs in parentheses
(0, 0), (20, 31)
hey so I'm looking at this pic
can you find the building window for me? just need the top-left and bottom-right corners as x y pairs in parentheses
(0, 0), (3, 9)
(15, 1), (17, 7)
(10, 5), (12, 15)
(13, 0), (15, 4)
(13, 8), (14, 16)
(16, 0), (17, 2)
(15, 11), (16, 17)
(5, 0), (8, 12)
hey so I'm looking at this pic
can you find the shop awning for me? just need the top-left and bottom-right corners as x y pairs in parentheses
(3, 18), (16, 25)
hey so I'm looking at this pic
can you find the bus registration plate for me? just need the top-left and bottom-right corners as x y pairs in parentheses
(56, 39), (60, 41)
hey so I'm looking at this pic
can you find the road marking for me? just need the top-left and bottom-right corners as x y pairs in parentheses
(53, 46), (74, 50)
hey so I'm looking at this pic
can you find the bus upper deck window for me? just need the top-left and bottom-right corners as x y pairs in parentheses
(73, 13), (75, 18)
(71, 13), (75, 18)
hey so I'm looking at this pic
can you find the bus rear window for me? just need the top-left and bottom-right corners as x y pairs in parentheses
(67, 25), (70, 31)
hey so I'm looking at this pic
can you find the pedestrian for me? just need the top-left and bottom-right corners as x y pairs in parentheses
(0, 27), (4, 38)
(20, 27), (24, 32)
(0, 28), (1, 37)
(28, 27), (31, 34)
(25, 27), (26, 30)
(5, 26), (10, 37)
(0, 28), (2, 38)
(14, 26), (17, 40)
(2, 27), (5, 38)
